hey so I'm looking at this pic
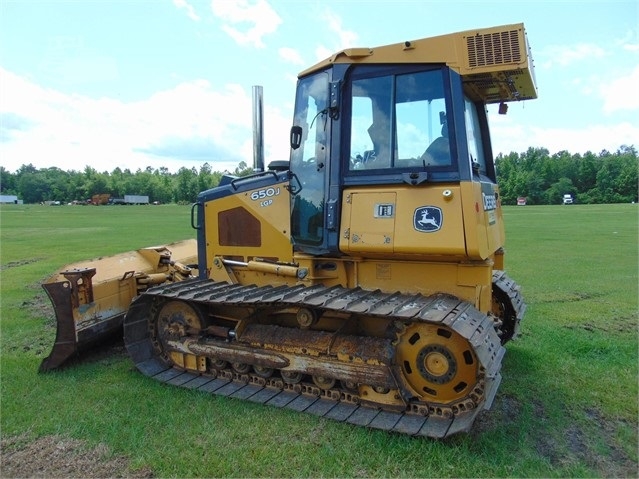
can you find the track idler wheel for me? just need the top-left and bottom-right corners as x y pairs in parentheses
(253, 366), (274, 378)
(312, 375), (336, 390)
(153, 300), (204, 364)
(395, 323), (478, 404)
(340, 380), (358, 393)
(232, 363), (251, 374)
(211, 359), (228, 370)
(492, 289), (516, 343)
(281, 371), (303, 384)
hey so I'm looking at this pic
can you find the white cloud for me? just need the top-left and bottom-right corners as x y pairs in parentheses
(541, 43), (606, 68)
(320, 9), (358, 50)
(278, 47), (304, 65)
(616, 29), (639, 52)
(532, 123), (638, 154)
(284, 72), (298, 84)
(263, 103), (293, 164)
(491, 116), (639, 156)
(0, 68), (291, 174)
(173, 0), (200, 21)
(311, 8), (359, 62)
(600, 65), (639, 114)
(211, 0), (281, 48)
(314, 45), (333, 62)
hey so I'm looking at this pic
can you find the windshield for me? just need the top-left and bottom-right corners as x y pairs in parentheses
(349, 69), (451, 171)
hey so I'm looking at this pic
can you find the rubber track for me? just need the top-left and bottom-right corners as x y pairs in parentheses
(124, 279), (509, 438)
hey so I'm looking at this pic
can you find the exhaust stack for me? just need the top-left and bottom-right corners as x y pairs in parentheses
(252, 85), (264, 172)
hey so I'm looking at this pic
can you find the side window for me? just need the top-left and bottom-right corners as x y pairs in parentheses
(350, 96), (374, 167)
(395, 100), (429, 160)
(349, 76), (392, 169)
(349, 69), (450, 171)
(396, 98), (449, 167)
(464, 98), (487, 176)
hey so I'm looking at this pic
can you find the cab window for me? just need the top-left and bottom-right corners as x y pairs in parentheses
(349, 69), (451, 171)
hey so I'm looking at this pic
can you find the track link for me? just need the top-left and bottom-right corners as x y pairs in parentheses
(492, 270), (526, 342)
(124, 278), (513, 438)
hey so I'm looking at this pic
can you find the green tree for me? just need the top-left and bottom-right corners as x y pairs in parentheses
(174, 167), (200, 203)
(575, 152), (598, 197)
(615, 146), (639, 203)
(0, 166), (17, 194)
(2, 147), (636, 205)
(152, 167), (175, 204)
(232, 161), (254, 177)
(45, 167), (73, 202)
(545, 177), (575, 205)
(17, 172), (51, 203)
(197, 162), (216, 193)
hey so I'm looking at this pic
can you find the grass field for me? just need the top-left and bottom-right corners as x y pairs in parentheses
(1, 203), (637, 478)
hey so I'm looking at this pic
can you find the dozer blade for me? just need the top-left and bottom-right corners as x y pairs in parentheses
(39, 239), (197, 372)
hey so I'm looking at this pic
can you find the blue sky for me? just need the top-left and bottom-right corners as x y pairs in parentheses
(1, 0), (637, 174)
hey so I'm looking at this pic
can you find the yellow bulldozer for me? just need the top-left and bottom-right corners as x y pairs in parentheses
(41, 22), (536, 438)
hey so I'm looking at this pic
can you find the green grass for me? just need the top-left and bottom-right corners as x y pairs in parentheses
(1, 203), (637, 477)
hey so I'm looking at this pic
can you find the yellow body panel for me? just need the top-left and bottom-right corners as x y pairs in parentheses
(203, 181), (293, 269)
(346, 258), (493, 312)
(206, 179), (503, 314)
(459, 182), (505, 260)
(340, 185), (466, 258)
(338, 181), (506, 262)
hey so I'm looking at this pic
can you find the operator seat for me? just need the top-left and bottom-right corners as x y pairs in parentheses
(421, 121), (450, 166)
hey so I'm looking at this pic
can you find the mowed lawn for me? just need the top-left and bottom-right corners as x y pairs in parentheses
(1, 203), (637, 478)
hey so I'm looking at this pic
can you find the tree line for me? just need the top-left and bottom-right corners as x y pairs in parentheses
(0, 162), (254, 205)
(1, 146), (636, 205)
(495, 146), (637, 205)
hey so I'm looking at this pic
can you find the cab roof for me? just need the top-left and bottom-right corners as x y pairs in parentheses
(298, 23), (537, 104)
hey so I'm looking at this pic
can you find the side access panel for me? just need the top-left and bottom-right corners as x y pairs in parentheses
(339, 185), (466, 258)
(197, 172), (293, 272)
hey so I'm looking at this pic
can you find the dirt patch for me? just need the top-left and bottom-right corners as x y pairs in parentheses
(471, 393), (523, 435)
(0, 258), (43, 271)
(563, 315), (639, 335)
(23, 290), (55, 324)
(533, 407), (638, 477)
(473, 396), (637, 476)
(579, 408), (638, 477)
(535, 435), (561, 467)
(537, 291), (605, 304)
(0, 434), (153, 478)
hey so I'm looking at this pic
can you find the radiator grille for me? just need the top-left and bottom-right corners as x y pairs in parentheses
(466, 29), (521, 67)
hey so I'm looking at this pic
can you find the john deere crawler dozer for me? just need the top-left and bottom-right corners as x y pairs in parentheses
(43, 23), (536, 438)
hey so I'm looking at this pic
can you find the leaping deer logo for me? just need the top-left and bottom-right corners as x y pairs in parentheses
(414, 206), (442, 232)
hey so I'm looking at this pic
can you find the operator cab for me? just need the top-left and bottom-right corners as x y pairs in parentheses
(289, 63), (496, 255)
